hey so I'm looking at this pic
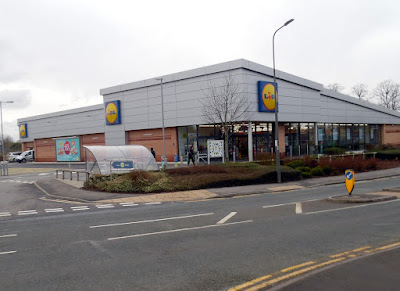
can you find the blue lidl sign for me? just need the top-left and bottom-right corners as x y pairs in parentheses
(19, 123), (28, 138)
(105, 100), (121, 125)
(258, 81), (278, 112)
(112, 161), (134, 169)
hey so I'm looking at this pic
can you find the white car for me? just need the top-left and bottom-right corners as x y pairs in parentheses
(6, 151), (22, 162)
(15, 150), (35, 163)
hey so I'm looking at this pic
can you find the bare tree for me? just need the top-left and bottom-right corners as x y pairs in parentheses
(351, 83), (368, 99)
(326, 83), (345, 93)
(373, 80), (400, 110)
(201, 74), (250, 161)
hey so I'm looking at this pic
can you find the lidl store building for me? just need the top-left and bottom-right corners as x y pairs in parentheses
(17, 59), (400, 163)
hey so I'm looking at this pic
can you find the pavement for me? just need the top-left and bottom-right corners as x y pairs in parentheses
(34, 166), (400, 204)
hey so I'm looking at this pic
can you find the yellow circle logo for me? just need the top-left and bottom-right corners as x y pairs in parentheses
(20, 124), (26, 138)
(106, 102), (118, 124)
(262, 83), (276, 111)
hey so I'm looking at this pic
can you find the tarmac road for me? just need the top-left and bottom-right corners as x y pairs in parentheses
(0, 171), (399, 290)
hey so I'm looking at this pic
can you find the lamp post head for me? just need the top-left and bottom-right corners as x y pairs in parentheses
(284, 19), (294, 26)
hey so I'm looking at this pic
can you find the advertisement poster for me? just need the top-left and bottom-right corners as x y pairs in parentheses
(56, 138), (80, 162)
(208, 140), (224, 158)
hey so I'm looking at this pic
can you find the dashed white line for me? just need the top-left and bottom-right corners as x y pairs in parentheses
(90, 212), (214, 229)
(0, 250), (17, 255)
(295, 202), (303, 214)
(108, 220), (253, 241)
(18, 210), (38, 215)
(0, 212), (11, 217)
(217, 212), (237, 224)
(95, 204), (115, 209)
(120, 202), (138, 207)
(0, 234), (17, 238)
(38, 173), (49, 176)
(45, 208), (64, 213)
(263, 202), (295, 209)
(71, 206), (90, 211)
(145, 202), (162, 205)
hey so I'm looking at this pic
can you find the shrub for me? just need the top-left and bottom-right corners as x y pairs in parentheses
(304, 156), (319, 168)
(167, 165), (228, 175)
(376, 150), (400, 160)
(311, 166), (324, 176)
(323, 147), (345, 155)
(322, 166), (332, 176)
(296, 166), (311, 173)
(256, 152), (275, 165)
(285, 159), (305, 169)
(301, 172), (312, 179)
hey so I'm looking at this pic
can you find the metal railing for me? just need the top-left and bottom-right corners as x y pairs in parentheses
(56, 169), (90, 181)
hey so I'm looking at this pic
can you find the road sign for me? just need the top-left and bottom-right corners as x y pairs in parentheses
(345, 169), (355, 195)
(112, 161), (134, 169)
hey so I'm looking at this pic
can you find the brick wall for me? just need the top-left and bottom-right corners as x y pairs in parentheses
(128, 128), (178, 162)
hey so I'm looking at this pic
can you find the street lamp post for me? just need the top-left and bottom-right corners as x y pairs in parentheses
(155, 78), (166, 167)
(273, 18), (294, 183)
(0, 101), (14, 175)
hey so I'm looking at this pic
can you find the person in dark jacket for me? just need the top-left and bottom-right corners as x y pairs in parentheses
(188, 146), (195, 165)
(150, 148), (156, 159)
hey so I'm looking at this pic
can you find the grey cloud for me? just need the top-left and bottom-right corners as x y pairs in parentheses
(0, 90), (32, 109)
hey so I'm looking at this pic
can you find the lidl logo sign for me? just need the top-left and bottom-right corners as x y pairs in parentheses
(258, 81), (278, 112)
(105, 100), (121, 125)
(345, 169), (355, 195)
(19, 123), (28, 138)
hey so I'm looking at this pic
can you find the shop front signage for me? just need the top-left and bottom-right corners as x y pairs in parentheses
(19, 123), (28, 138)
(105, 100), (121, 125)
(258, 81), (278, 112)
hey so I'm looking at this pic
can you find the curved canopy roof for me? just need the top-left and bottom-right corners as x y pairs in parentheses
(84, 145), (159, 175)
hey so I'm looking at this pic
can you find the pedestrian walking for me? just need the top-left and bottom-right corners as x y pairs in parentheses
(187, 146), (195, 165)
(150, 147), (156, 159)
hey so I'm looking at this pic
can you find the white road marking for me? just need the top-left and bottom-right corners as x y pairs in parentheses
(29, 181), (35, 184)
(145, 202), (162, 205)
(0, 212), (11, 217)
(0, 234), (17, 238)
(45, 208), (65, 213)
(263, 202), (295, 209)
(71, 206), (90, 211)
(95, 204), (115, 209)
(108, 220), (253, 241)
(217, 212), (237, 224)
(22, 181), (29, 184)
(0, 250), (17, 255)
(18, 210), (38, 215)
(295, 202), (303, 214)
(305, 199), (400, 215)
(120, 202), (138, 207)
(90, 212), (214, 229)
(38, 173), (49, 176)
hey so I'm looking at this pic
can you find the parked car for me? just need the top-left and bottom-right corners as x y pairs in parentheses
(6, 151), (22, 162)
(15, 150), (35, 163)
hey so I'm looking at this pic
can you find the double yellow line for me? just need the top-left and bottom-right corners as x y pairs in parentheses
(228, 241), (400, 291)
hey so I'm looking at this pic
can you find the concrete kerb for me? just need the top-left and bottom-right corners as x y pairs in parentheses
(327, 194), (397, 204)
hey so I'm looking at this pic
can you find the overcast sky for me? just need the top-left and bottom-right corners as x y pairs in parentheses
(1, 0), (399, 141)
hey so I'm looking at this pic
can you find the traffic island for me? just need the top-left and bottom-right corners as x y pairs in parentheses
(327, 194), (397, 204)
